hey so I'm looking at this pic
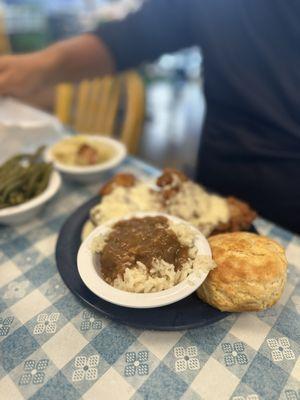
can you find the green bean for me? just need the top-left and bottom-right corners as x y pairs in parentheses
(26, 167), (42, 196)
(9, 192), (25, 205)
(0, 154), (23, 171)
(0, 147), (52, 208)
(28, 146), (45, 164)
(2, 179), (25, 202)
(0, 163), (21, 183)
(0, 170), (27, 194)
(35, 164), (52, 195)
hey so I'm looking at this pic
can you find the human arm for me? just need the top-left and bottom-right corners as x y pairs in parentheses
(0, 34), (115, 97)
(0, 0), (195, 98)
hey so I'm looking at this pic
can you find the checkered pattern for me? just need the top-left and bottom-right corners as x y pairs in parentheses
(0, 157), (299, 400)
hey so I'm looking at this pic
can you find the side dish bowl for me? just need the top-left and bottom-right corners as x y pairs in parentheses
(0, 170), (61, 225)
(45, 135), (127, 183)
(77, 212), (212, 308)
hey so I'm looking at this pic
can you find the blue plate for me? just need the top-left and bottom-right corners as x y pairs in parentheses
(56, 195), (256, 330)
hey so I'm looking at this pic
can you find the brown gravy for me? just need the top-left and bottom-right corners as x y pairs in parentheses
(98, 216), (189, 284)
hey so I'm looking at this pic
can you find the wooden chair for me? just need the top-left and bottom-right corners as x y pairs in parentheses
(55, 71), (145, 154)
(0, 11), (11, 54)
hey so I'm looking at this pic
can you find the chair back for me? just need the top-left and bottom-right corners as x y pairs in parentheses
(55, 71), (145, 153)
(0, 11), (11, 54)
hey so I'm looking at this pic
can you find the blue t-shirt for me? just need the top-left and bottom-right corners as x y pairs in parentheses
(95, 0), (300, 232)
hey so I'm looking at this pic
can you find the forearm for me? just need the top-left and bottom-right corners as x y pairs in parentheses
(40, 34), (116, 84)
(0, 0), (194, 98)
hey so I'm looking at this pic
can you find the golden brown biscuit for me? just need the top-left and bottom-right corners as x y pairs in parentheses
(197, 232), (287, 312)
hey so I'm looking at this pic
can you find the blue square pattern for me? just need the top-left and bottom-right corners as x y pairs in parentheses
(70, 308), (106, 342)
(163, 334), (210, 386)
(0, 246), (9, 265)
(41, 203), (64, 224)
(0, 226), (17, 245)
(20, 222), (53, 245)
(0, 275), (34, 308)
(256, 303), (284, 327)
(54, 292), (84, 321)
(0, 362), (6, 381)
(25, 305), (69, 346)
(212, 313), (238, 332)
(29, 371), (80, 400)
(25, 256), (56, 288)
(186, 322), (228, 355)
(287, 264), (300, 285)
(283, 390), (300, 400)
(42, 192), (84, 222)
(61, 343), (110, 397)
(11, 246), (45, 274)
(137, 363), (188, 400)
(231, 381), (261, 400)
(0, 312), (21, 343)
(2, 235), (32, 258)
(212, 333), (256, 380)
(180, 388), (202, 400)
(0, 326), (39, 373)
(281, 376), (300, 400)
(275, 307), (300, 344)
(91, 322), (136, 365)
(8, 347), (59, 400)
(0, 297), (8, 314)
(242, 353), (289, 400)
(46, 214), (68, 233)
(259, 327), (299, 375)
(113, 340), (160, 390)
(39, 273), (69, 304)
(286, 285), (300, 315)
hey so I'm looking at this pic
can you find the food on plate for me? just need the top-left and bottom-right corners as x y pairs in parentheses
(0, 147), (52, 209)
(197, 232), (287, 311)
(89, 175), (160, 232)
(211, 197), (257, 235)
(100, 173), (136, 196)
(51, 135), (116, 166)
(92, 215), (215, 293)
(157, 168), (230, 235)
(157, 168), (256, 235)
(83, 168), (256, 240)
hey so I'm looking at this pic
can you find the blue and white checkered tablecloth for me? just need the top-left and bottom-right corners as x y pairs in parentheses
(0, 157), (299, 400)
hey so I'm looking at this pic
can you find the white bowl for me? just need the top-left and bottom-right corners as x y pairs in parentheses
(45, 135), (127, 183)
(0, 170), (61, 225)
(77, 212), (212, 309)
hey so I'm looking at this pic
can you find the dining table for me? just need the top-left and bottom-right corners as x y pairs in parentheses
(0, 130), (300, 400)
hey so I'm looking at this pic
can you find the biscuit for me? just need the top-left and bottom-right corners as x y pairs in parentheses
(197, 232), (287, 312)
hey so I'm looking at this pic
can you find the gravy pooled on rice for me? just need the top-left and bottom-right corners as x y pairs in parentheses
(92, 216), (215, 293)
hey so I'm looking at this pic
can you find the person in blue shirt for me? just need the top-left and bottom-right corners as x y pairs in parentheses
(0, 0), (299, 232)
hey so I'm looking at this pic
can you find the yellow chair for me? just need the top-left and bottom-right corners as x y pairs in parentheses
(55, 71), (145, 154)
(0, 11), (11, 54)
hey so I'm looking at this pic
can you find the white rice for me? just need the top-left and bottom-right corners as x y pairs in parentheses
(92, 219), (215, 293)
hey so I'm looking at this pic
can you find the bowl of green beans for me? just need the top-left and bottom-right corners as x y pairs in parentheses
(0, 147), (61, 225)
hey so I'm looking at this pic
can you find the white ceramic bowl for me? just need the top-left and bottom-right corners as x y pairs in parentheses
(77, 212), (212, 309)
(45, 135), (127, 183)
(0, 170), (61, 225)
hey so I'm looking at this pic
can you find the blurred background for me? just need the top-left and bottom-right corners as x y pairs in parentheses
(0, 0), (205, 175)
